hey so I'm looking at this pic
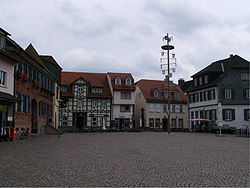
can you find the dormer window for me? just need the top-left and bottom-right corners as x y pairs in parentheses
(61, 85), (67, 92)
(199, 77), (202, 85)
(204, 75), (208, 84)
(115, 77), (121, 85)
(194, 78), (198, 87)
(92, 87), (103, 93)
(125, 77), (131, 85)
(164, 90), (168, 97)
(78, 86), (83, 92)
(153, 89), (159, 97)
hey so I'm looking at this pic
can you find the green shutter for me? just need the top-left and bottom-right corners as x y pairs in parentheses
(232, 109), (235, 120)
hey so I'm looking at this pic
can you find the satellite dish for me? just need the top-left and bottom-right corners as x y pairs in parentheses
(172, 68), (176, 73)
(172, 53), (175, 58)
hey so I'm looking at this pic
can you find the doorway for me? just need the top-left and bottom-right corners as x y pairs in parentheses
(31, 100), (38, 133)
(162, 118), (168, 131)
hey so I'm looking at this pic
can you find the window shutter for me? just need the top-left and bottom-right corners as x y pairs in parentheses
(244, 109), (247, 121)
(232, 109), (235, 120)
(222, 109), (225, 120)
(231, 89), (234, 99)
(221, 89), (225, 99)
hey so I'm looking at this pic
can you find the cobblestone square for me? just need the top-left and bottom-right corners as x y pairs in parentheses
(0, 132), (249, 187)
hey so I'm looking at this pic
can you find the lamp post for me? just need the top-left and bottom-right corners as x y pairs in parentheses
(160, 34), (176, 134)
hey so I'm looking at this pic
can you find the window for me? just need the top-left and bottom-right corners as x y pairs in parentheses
(171, 105), (176, 113)
(199, 77), (202, 85)
(191, 111), (194, 119)
(200, 92), (203, 102)
(210, 89), (215, 100)
(179, 105), (184, 113)
(189, 95), (193, 103)
(244, 109), (250, 121)
(101, 100), (107, 108)
(222, 109), (235, 121)
(156, 104), (161, 113)
(149, 118), (154, 128)
(61, 86), (67, 92)
(78, 86), (83, 92)
(121, 91), (131, 99)
(224, 88), (232, 99)
(92, 100), (97, 107)
(155, 118), (160, 128)
(29, 67), (33, 82)
(171, 118), (177, 128)
(175, 91), (179, 98)
(205, 90), (209, 101)
(115, 77), (121, 85)
(92, 87), (103, 93)
(163, 105), (167, 113)
(204, 75), (208, 84)
(92, 117), (97, 127)
(241, 73), (250, 80)
(0, 34), (6, 49)
(178, 119), (183, 129)
(164, 90), (168, 97)
(77, 100), (83, 107)
(211, 109), (217, 121)
(194, 78), (198, 87)
(195, 111), (198, 118)
(125, 77), (131, 85)
(205, 110), (210, 119)
(62, 116), (68, 126)
(154, 89), (159, 97)
(149, 104), (154, 112)
(244, 88), (250, 99)
(120, 105), (130, 112)
(0, 71), (7, 86)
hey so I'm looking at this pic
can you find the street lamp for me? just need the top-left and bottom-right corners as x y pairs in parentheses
(160, 34), (177, 134)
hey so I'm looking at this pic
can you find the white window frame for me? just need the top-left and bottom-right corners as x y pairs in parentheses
(115, 77), (121, 85)
(171, 105), (176, 113)
(225, 109), (232, 121)
(245, 88), (250, 99)
(149, 104), (154, 112)
(204, 75), (208, 84)
(125, 77), (131, 85)
(78, 86), (83, 92)
(154, 89), (159, 97)
(225, 88), (232, 99)
(194, 78), (198, 87)
(92, 99), (97, 107)
(77, 100), (83, 107)
(199, 77), (202, 85)
(101, 100), (107, 108)
(163, 105), (167, 113)
(0, 70), (7, 86)
(156, 104), (161, 113)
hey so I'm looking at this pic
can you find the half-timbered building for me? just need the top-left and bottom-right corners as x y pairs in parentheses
(61, 72), (112, 131)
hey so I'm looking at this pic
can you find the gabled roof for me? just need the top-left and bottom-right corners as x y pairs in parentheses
(136, 79), (187, 103)
(192, 55), (249, 78)
(61, 72), (112, 99)
(40, 55), (62, 70)
(107, 72), (135, 91)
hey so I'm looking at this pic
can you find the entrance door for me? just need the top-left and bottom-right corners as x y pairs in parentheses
(162, 118), (168, 131)
(31, 100), (38, 133)
(119, 119), (125, 129)
(76, 116), (84, 130)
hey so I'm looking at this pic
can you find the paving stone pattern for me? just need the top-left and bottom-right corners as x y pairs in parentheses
(0, 132), (249, 187)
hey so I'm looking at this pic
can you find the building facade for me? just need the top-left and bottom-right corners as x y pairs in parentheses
(0, 28), (19, 131)
(184, 55), (250, 131)
(135, 79), (189, 131)
(107, 73), (135, 129)
(61, 72), (112, 131)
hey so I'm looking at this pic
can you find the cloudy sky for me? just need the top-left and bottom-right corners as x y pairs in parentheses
(1, 0), (249, 82)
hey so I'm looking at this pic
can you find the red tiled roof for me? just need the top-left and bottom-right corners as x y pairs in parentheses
(136, 79), (187, 102)
(61, 72), (112, 99)
(107, 72), (135, 91)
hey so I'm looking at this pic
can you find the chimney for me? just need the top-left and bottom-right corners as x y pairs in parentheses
(230, 54), (233, 62)
(178, 78), (185, 86)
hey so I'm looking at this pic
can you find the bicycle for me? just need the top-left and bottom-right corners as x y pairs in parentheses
(20, 127), (29, 139)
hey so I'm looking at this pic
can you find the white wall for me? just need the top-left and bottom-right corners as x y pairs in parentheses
(113, 91), (135, 104)
(0, 57), (15, 95)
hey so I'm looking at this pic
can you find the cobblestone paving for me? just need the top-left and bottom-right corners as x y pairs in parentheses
(0, 132), (249, 187)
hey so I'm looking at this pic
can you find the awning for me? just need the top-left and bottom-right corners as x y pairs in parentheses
(0, 91), (20, 103)
(188, 119), (211, 122)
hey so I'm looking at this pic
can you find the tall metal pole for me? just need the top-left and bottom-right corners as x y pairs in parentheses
(167, 34), (171, 134)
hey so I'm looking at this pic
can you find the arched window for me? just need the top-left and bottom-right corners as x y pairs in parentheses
(115, 76), (121, 85)
(125, 77), (131, 85)
(153, 89), (159, 97)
